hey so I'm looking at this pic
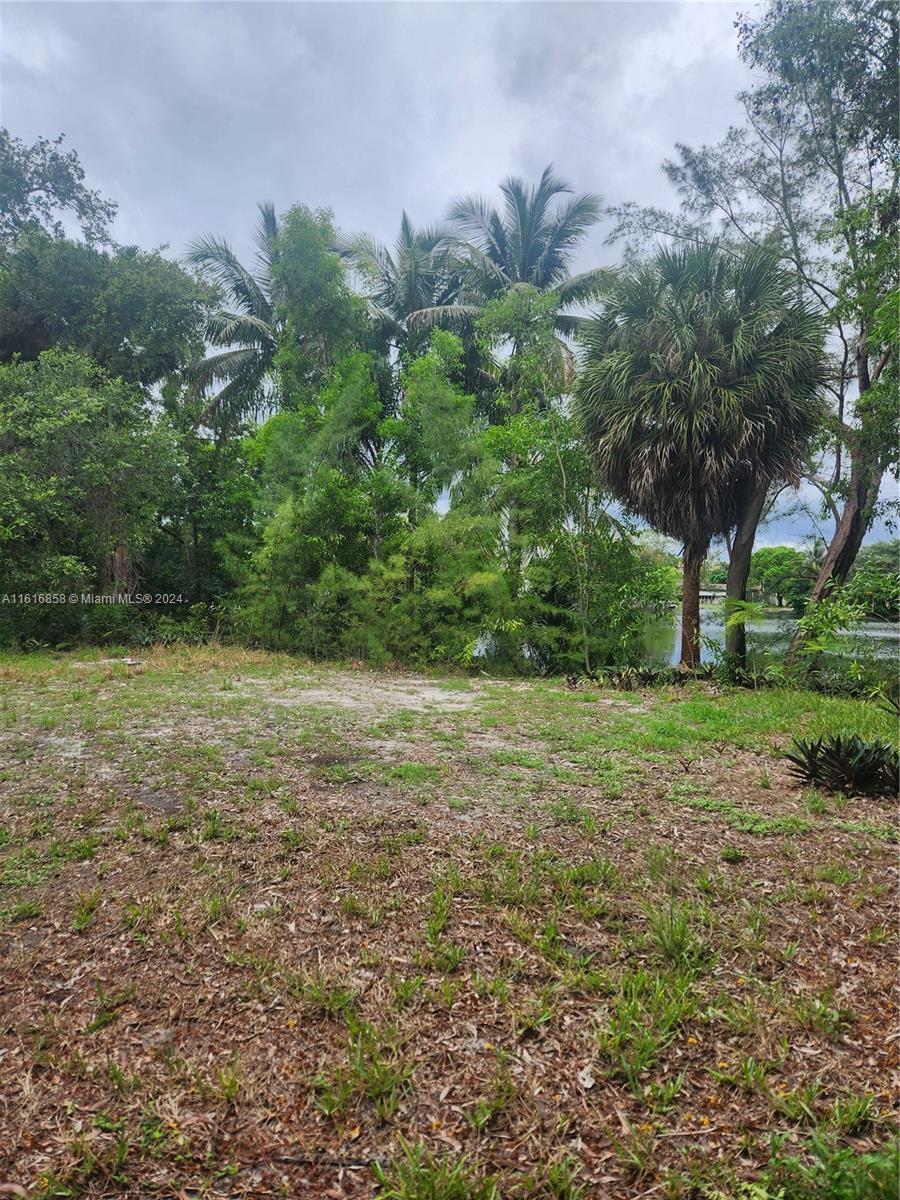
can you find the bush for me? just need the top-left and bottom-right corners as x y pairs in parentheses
(785, 733), (898, 798)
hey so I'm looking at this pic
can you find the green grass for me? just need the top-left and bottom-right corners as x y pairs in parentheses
(762, 1135), (899, 1200)
(480, 681), (897, 759)
(490, 748), (546, 769)
(2, 648), (895, 1197)
(313, 1018), (414, 1121)
(595, 967), (699, 1096)
(382, 762), (445, 787)
(73, 887), (102, 931)
(373, 1141), (500, 1199)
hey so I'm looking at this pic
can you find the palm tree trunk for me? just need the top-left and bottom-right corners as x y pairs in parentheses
(680, 544), (705, 669)
(725, 480), (768, 668)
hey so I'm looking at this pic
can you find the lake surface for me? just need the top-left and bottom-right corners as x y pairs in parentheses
(643, 610), (899, 666)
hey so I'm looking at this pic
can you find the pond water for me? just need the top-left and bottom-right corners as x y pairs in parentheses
(643, 610), (899, 667)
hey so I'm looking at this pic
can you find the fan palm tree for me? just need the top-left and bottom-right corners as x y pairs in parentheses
(183, 202), (280, 429)
(409, 165), (607, 349)
(575, 243), (825, 669)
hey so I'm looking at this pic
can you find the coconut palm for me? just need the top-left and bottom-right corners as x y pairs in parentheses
(183, 202), (280, 429)
(409, 165), (607, 346)
(575, 243), (825, 668)
(337, 212), (458, 341)
(340, 211), (501, 412)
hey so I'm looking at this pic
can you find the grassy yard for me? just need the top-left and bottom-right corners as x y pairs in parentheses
(0, 646), (896, 1199)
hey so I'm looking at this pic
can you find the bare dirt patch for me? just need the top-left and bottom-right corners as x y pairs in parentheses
(236, 671), (479, 716)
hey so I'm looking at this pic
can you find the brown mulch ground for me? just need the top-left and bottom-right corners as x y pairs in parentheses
(0, 647), (896, 1198)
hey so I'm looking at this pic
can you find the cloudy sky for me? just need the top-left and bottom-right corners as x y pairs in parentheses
(1, 0), (894, 545)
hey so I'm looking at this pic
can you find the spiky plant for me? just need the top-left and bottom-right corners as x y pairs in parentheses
(785, 734), (898, 797)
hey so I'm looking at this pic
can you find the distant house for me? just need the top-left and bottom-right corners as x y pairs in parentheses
(670, 583), (725, 608)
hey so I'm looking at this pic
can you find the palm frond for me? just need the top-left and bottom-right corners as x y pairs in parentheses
(254, 201), (279, 296)
(185, 347), (262, 389)
(406, 303), (481, 331)
(554, 267), (617, 307)
(554, 313), (588, 339)
(184, 234), (271, 321)
(447, 195), (509, 267)
(205, 311), (276, 347)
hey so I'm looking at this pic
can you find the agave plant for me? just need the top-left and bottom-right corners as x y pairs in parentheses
(785, 734), (899, 797)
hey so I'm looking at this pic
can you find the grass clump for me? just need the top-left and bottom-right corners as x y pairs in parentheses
(762, 1135), (898, 1200)
(73, 887), (102, 931)
(372, 1140), (500, 1199)
(595, 967), (698, 1096)
(466, 1056), (516, 1131)
(313, 1018), (413, 1121)
(645, 899), (709, 969)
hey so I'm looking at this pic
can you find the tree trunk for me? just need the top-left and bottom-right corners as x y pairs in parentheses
(811, 457), (883, 593)
(787, 329), (891, 664)
(102, 541), (138, 597)
(786, 449), (884, 663)
(725, 480), (768, 668)
(680, 544), (705, 669)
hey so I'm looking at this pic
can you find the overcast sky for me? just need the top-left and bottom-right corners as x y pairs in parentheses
(1, 0), (894, 546)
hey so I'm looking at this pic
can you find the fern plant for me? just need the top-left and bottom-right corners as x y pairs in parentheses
(785, 734), (898, 797)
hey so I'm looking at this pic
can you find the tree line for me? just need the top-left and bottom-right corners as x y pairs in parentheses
(0, 0), (896, 677)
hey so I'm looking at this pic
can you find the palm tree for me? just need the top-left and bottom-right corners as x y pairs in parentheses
(575, 243), (824, 669)
(183, 202), (280, 429)
(340, 211), (501, 413)
(337, 212), (457, 341)
(409, 165), (607, 349)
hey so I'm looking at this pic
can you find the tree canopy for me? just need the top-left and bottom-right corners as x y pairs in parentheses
(0, 130), (117, 246)
(1, 1), (892, 687)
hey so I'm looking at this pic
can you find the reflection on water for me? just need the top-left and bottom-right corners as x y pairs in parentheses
(643, 611), (900, 667)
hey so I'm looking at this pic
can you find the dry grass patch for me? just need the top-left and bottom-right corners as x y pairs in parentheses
(0, 648), (896, 1197)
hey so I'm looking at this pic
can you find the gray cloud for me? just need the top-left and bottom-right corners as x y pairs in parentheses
(1, 0), (893, 543)
(0, 1), (754, 260)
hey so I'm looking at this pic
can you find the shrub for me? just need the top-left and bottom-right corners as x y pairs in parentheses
(785, 734), (898, 798)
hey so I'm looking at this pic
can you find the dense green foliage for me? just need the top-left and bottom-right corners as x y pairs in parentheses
(0, 136), (686, 671)
(749, 541), (898, 618)
(0, 234), (211, 384)
(750, 546), (814, 610)
(0, 0), (895, 680)
(0, 350), (178, 644)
